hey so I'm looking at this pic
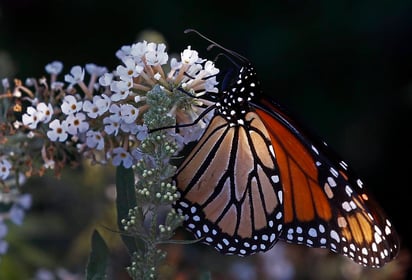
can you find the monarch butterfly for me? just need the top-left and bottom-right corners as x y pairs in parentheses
(174, 29), (400, 268)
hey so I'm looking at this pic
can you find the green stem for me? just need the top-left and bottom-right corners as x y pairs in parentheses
(122, 85), (184, 279)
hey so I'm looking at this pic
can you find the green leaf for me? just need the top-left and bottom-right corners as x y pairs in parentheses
(85, 230), (108, 280)
(115, 165), (141, 254)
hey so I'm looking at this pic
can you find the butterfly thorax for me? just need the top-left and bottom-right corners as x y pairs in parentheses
(216, 64), (260, 125)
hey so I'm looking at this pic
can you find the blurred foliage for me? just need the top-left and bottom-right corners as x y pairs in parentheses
(0, 0), (411, 279)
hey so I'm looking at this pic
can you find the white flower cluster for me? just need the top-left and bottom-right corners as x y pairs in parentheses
(0, 39), (220, 258)
(1, 40), (219, 178)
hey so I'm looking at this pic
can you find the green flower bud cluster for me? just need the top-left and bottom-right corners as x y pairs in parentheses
(158, 208), (185, 240)
(120, 206), (144, 234)
(125, 85), (186, 279)
(143, 85), (176, 131)
(126, 249), (167, 280)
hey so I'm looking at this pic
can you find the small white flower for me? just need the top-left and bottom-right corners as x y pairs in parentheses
(136, 125), (148, 141)
(86, 130), (104, 150)
(204, 60), (219, 76)
(51, 81), (64, 91)
(85, 63), (108, 76)
(111, 147), (133, 168)
(9, 205), (25, 225)
(82, 100), (99, 119)
(45, 61), (63, 75)
(64, 113), (89, 135)
(204, 76), (219, 93)
(94, 94), (111, 114)
(116, 58), (143, 80)
(98, 72), (114, 87)
(22, 106), (40, 129)
(110, 80), (132, 101)
(170, 58), (181, 71)
(64, 65), (85, 85)
(83, 94), (111, 119)
(109, 103), (121, 118)
(17, 194), (32, 209)
(0, 159), (12, 180)
(103, 116), (120, 136)
(25, 78), (35, 87)
(2, 78), (10, 90)
(145, 43), (168, 65)
(116, 45), (133, 60)
(82, 94), (111, 118)
(61, 95), (83, 115)
(36, 102), (54, 123)
(185, 63), (202, 77)
(181, 46), (199, 65)
(47, 119), (68, 142)
(120, 104), (139, 124)
(130, 41), (148, 63)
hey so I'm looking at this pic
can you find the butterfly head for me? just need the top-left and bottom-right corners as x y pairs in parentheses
(183, 29), (261, 124)
(216, 63), (261, 124)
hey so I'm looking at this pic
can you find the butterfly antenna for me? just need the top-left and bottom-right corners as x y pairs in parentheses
(184, 28), (249, 63)
(212, 52), (241, 69)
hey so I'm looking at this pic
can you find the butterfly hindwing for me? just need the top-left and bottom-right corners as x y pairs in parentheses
(175, 113), (284, 255)
(253, 98), (400, 267)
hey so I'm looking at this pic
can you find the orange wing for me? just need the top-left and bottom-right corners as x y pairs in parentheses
(254, 98), (400, 267)
(175, 112), (284, 256)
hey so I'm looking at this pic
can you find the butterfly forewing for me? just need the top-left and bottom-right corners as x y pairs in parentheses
(253, 98), (400, 267)
(175, 113), (284, 255)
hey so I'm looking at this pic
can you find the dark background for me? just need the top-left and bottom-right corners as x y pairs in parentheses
(1, 0), (411, 279)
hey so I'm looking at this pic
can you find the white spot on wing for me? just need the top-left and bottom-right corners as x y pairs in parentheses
(330, 230), (340, 243)
(180, 201), (189, 208)
(342, 201), (351, 212)
(330, 167), (339, 178)
(308, 228), (317, 237)
(319, 224), (325, 233)
(340, 160), (348, 170)
(385, 225), (392, 235)
(345, 185), (353, 196)
(278, 190), (283, 204)
(327, 177), (337, 187)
